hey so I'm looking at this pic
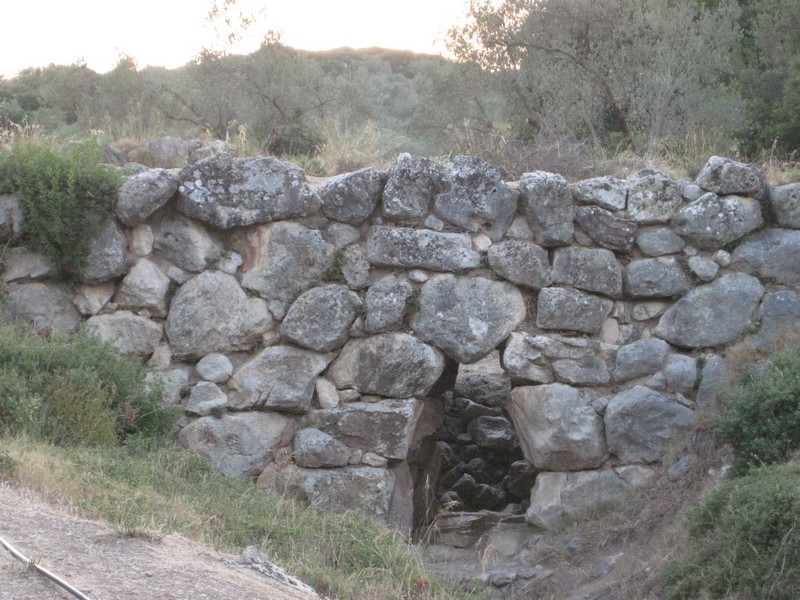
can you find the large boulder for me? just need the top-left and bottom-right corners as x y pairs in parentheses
(503, 332), (611, 386)
(269, 465), (396, 520)
(626, 169), (682, 223)
(3, 282), (82, 337)
(519, 171), (574, 246)
(552, 247), (623, 298)
(82, 219), (128, 283)
(732, 229), (800, 286)
(570, 176), (627, 211)
(176, 154), (321, 228)
(280, 284), (362, 352)
(752, 291), (800, 351)
(320, 167), (383, 225)
(227, 345), (333, 414)
(412, 275), (526, 363)
(84, 311), (163, 357)
(165, 270), (273, 358)
(605, 386), (694, 462)
(293, 428), (350, 468)
(241, 222), (335, 309)
(625, 258), (691, 298)
(114, 258), (171, 317)
(433, 155), (519, 241)
(574, 206), (637, 253)
(635, 227), (686, 256)
(304, 398), (435, 460)
(527, 468), (653, 529)
(381, 153), (446, 222)
(327, 333), (444, 398)
(114, 168), (179, 226)
(0, 247), (51, 283)
(366, 226), (480, 272)
(671, 193), (763, 250)
(179, 411), (294, 479)
(364, 275), (413, 333)
(653, 273), (764, 348)
(536, 288), (613, 335)
(126, 136), (192, 169)
(454, 350), (511, 407)
(770, 183), (800, 228)
(152, 212), (223, 273)
(695, 156), (767, 198)
(487, 240), (552, 289)
(509, 384), (607, 471)
(612, 338), (670, 382)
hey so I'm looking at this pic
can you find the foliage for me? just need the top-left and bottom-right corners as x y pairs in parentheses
(0, 140), (121, 280)
(447, 0), (745, 153)
(3, 438), (485, 600)
(737, 0), (800, 155)
(663, 461), (800, 599)
(713, 345), (800, 474)
(0, 316), (176, 445)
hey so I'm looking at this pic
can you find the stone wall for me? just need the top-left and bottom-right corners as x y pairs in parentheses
(2, 148), (800, 534)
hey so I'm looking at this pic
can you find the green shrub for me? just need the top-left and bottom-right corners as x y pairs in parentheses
(714, 345), (800, 474)
(663, 462), (800, 600)
(0, 316), (177, 445)
(43, 370), (119, 447)
(0, 140), (121, 281)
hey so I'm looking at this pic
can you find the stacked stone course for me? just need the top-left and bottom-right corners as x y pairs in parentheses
(3, 146), (800, 534)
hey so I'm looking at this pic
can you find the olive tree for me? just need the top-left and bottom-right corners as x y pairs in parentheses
(449, 0), (744, 152)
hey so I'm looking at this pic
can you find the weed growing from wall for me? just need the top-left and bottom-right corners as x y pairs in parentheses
(0, 140), (121, 281)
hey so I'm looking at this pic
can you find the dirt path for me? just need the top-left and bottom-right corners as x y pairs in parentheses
(0, 483), (320, 600)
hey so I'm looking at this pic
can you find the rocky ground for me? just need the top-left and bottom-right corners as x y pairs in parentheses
(0, 483), (319, 600)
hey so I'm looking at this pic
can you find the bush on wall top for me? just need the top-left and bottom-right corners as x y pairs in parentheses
(0, 140), (121, 281)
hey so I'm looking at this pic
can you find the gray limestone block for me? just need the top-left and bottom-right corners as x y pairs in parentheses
(114, 168), (179, 226)
(653, 273), (764, 348)
(626, 169), (682, 224)
(509, 384), (607, 471)
(635, 227), (686, 256)
(487, 240), (552, 290)
(770, 182), (800, 228)
(411, 275), (526, 363)
(381, 153), (446, 222)
(552, 247), (623, 298)
(732, 228), (800, 286)
(625, 258), (690, 298)
(605, 386), (694, 463)
(227, 345), (333, 414)
(280, 284), (362, 352)
(519, 170), (574, 247)
(434, 155), (519, 241)
(320, 167), (384, 225)
(612, 338), (670, 382)
(328, 333), (444, 398)
(177, 153), (321, 228)
(570, 176), (627, 211)
(695, 155), (768, 198)
(366, 226), (480, 272)
(536, 288), (613, 335)
(670, 192), (763, 250)
(574, 206), (637, 253)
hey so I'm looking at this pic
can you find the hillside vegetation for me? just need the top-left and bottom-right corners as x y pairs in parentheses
(1, 0), (798, 179)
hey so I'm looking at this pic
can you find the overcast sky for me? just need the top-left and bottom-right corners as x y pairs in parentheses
(0, 0), (471, 78)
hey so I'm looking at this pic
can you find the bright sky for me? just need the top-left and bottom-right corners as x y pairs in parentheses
(0, 0), (471, 79)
